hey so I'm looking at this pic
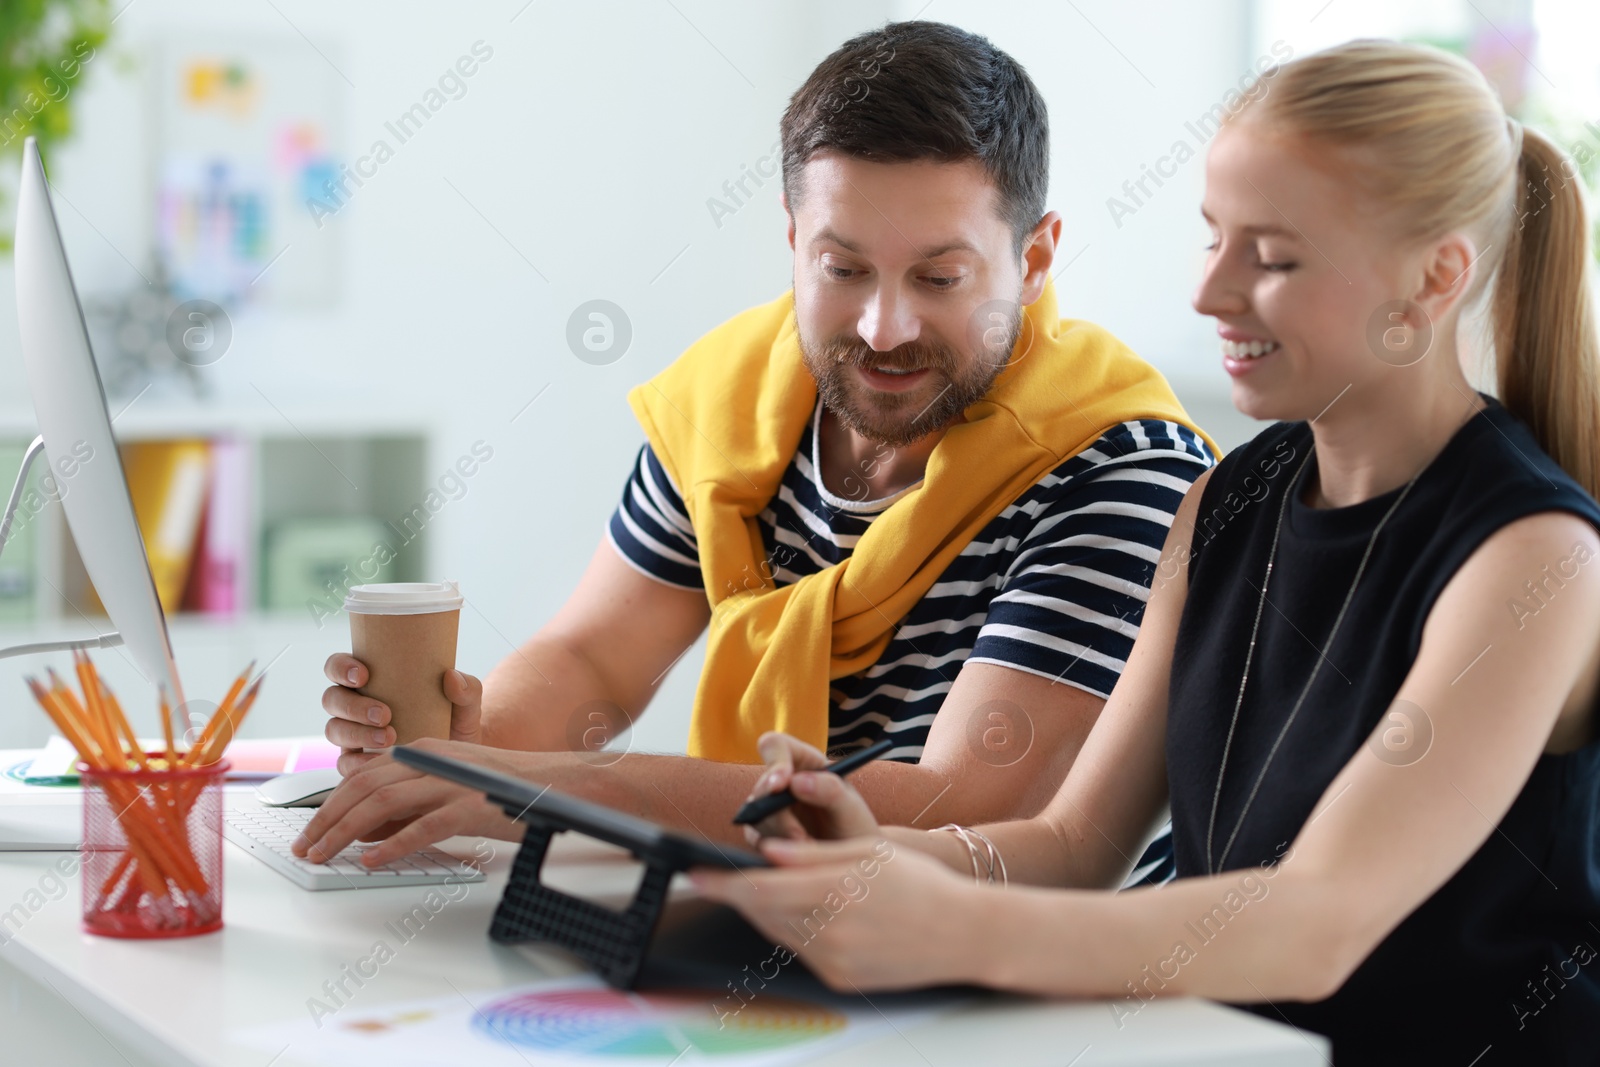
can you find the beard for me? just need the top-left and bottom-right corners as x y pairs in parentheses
(797, 304), (1022, 448)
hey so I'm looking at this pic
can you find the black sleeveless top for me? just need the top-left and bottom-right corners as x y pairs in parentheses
(1168, 396), (1600, 1065)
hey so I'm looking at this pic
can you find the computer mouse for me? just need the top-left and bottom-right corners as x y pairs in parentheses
(255, 767), (344, 808)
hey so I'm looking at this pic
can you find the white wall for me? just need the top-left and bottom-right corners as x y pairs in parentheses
(890, 1), (1252, 390)
(0, 1), (1265, 751)
(885, 0), (1268, 454)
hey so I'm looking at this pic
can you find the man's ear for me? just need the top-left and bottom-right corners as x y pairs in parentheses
(1019, 211), (1063, 305)
(782, 191), (796, 251)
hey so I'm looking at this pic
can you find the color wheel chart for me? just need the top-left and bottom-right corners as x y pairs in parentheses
(473, 988), (847, 1057)
(238, 976), (927, 1067)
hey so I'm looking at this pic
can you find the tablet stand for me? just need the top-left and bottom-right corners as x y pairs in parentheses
(488, 816), (677, 990)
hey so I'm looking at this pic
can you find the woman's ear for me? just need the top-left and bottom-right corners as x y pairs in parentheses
(1412, 232), (1478, 321)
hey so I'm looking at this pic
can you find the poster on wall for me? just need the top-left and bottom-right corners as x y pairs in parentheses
(151, 37), (343, 306)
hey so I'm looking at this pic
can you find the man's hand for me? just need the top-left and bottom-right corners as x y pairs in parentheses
(322, 654), (485, 776)
(290, 738), (525, 867)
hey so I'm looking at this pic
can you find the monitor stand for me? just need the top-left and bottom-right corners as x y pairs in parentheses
(0, 435), (124, 662)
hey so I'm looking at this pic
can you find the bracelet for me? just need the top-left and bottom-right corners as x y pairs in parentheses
(966, 826), (1008, 888)
(935, 824), (986, 883)
(934, 824), (1007, 887)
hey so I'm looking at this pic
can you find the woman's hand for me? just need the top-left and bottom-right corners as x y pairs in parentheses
(322, 653), (485, 776)
(741, 732), (881, 846)
(693, 836), (983, 992)
(290, 738), (524, 867)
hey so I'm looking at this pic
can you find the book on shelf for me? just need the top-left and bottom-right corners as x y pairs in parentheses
(122, 439), (211, 613)
(182, 436), (249, 615)
(87, 438), (250, 618)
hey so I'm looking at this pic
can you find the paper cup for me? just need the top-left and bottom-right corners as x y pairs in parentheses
(344, 581), (463, 746)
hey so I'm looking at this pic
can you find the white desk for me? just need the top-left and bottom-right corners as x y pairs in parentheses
(0, 790), (1329, 1066)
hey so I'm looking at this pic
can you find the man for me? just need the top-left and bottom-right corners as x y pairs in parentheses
(295, 21), (1216, 879)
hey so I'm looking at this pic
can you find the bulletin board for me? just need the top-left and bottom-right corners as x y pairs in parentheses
(150, 37), (344, 306)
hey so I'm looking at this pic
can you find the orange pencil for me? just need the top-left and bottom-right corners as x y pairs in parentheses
(63, 659), (122, 769)
(159, 686), (177, 767)
(81, 653), (141, 768)
(46, 666), (85, 719)
(72, 653), (119, 761)
(26, 678), (103, 768)
(187, 661), (254, 761)
(193, 675), (262, 767)
(99, 680), (148, 771)
(92, 787), (175, 901)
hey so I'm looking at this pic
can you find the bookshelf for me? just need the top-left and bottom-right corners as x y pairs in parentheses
(0, 401), (439, 749)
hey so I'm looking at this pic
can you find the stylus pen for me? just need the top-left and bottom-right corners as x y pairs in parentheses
(731, 737), (895, 825)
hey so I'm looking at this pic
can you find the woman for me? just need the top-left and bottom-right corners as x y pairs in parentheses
(693, 40), (1600, 1064)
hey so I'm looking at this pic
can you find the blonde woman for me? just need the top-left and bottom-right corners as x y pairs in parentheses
(695, 40), (1600, 1064)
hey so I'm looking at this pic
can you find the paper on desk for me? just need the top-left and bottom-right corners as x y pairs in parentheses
(236, 974), (939, 1067)
(19, 735), (340, 781)
(13, 736), (81, 782)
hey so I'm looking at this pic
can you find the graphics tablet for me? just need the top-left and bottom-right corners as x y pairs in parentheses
(392, 745), (768, 870)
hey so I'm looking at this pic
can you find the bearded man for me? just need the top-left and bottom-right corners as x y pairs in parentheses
(297, 20), (1216, 889)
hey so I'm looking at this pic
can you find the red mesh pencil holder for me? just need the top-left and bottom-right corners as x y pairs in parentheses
(80, 757), (227, 938)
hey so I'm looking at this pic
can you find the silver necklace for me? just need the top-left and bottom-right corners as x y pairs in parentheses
(1204, 448), (1426, 875)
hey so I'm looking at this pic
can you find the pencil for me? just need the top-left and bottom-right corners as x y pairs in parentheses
(99, 678), (148, 771)
(27, 677), (101, 767)
(66, 657), (123, 769)
(159, 685), (176, 768)
(185, 661), (254, 764)
(192, 675), (262, 767)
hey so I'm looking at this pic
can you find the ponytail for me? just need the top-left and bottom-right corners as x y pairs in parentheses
(1493, 126), (1600, 499)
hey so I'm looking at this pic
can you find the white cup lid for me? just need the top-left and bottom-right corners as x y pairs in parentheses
(343, 581), (463, 615)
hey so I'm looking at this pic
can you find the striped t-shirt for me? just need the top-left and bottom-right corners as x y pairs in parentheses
(609, 401), (1215, 884)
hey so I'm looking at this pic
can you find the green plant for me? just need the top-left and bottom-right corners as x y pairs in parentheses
(0, 0), (109, 250)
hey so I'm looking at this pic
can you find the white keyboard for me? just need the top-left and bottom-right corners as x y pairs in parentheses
(223, 804), (487, 891)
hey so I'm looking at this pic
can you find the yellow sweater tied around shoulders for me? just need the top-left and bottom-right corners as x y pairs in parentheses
(628, 279), (1217, 764)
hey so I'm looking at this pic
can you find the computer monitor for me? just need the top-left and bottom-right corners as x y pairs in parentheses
(11, 137), (188, 722)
